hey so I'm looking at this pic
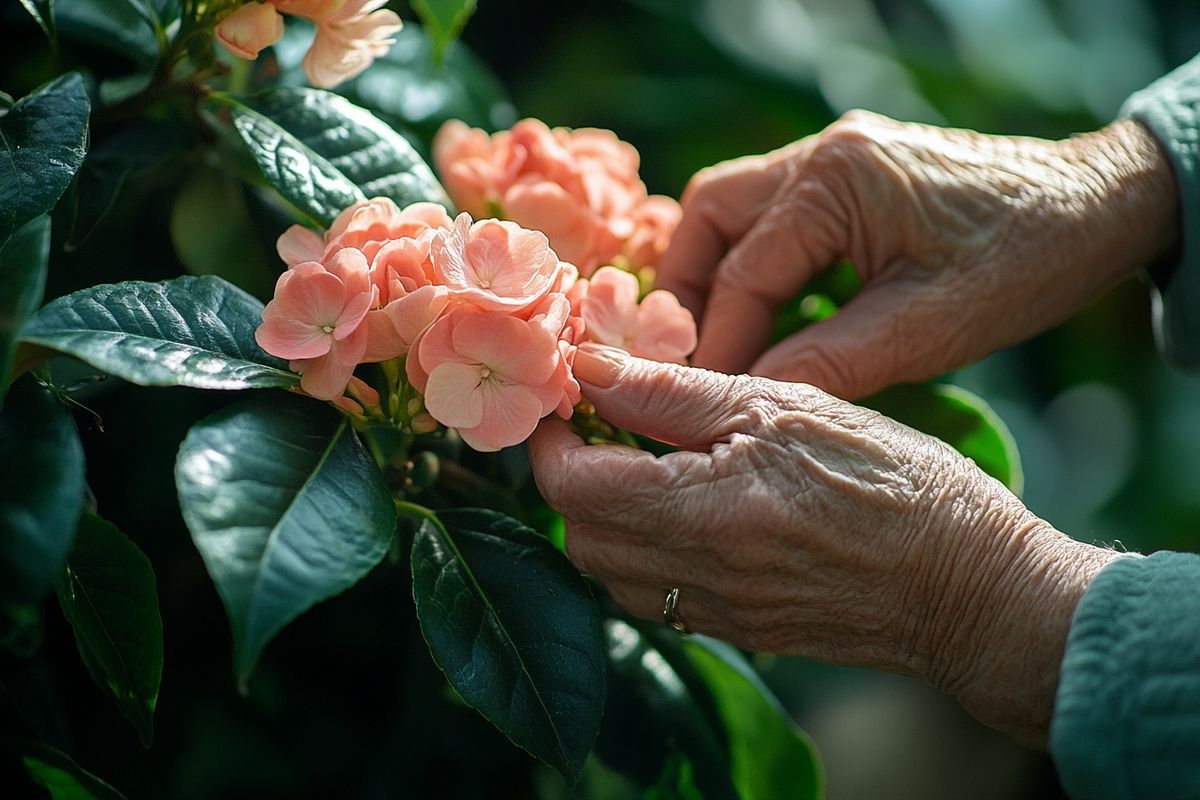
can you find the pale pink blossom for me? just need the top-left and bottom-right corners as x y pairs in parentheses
(362, 237), (448, 362)
(215, 2), (285, 60)
(432, 121), (524, 217)
(622, 195), (682, 269)
(268, 0), (402, 88)
(503, 178), (621, 276)
(256, 249), (375, 399)
(429, 214), (562, 311)
(413, 308), (569, 451)
(276, 198), (452, 266)
(573, 267), (696, 363)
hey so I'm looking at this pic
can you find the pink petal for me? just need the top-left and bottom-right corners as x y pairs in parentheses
(451, 313), (558, 386)
(256, 316), (331, 360)
(277, 225), (325, 266)
(461, 382), (545, 452)
(424, 362), (485, 429)
(580, 266), (639, 346)
(630, 290), (697, 363)
(294, 325), (367, 400)
(272, 263), (348, 328)
(361, 286), (448, 362)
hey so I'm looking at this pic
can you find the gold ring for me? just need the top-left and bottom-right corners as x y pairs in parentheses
(663, 587), (691, 635)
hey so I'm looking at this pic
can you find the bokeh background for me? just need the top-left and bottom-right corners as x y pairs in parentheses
(3, 0), (1199, 798)
(468, 1), (1200, 797)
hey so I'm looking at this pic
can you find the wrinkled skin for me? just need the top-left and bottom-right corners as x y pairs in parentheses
(657, 112), (1177, 397)
(529, 113), (1181, 748)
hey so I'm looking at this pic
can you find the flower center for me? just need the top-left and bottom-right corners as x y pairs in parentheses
(479, 365), (493, 380)
(322, 324), (335, 334)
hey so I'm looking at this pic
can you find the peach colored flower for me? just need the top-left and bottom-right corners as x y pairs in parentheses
(215, 2), (285, 60)
(361, 237), (448, 362)
(413, 308), (569, 451)
(429, 214), (562, 312)
(276, 198), (452, 266)
(573, 267), (696, 363)
(503, 178), (622, 276)
(256, 249), (375, 399)
(262, 0), (401, 88)
(432, 121), (525, 218)
(622, 195), (682, 269)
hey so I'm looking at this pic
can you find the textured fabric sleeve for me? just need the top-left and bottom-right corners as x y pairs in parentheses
(1120, 54), (1200, 367)
(1050, 551), (1200, 799)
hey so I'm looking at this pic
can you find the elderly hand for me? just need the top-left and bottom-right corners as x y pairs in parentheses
(657, 111), (1178, 398)
(529, 345), (1119, 746)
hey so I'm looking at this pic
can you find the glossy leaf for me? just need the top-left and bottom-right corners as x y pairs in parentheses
(412, 0), (477, 62)
(596, 618), (738, 800)
(18, 0), (56, 43)
(20, 275), (298, 391)
(22, 742), (126, 800)
(864, 383), (1024, 494)
(0, 377), (85, 606)
(0, 72), (90, 244)
(318, 26), (517, 142)
(176, 394), (395, 684)
(683, 638), (822, 799)
(53, 0), (158, 65)
(225, 88), (449, 227)
(410, 507), (606, 784)
(55, 513), (163, 747)
(0, 215), (50, 406)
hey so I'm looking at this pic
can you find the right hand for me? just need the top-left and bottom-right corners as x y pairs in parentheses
(656, 111), (1179, 399)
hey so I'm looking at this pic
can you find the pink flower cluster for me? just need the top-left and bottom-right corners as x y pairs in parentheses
(433, 119), (683, 277)
(255, 198), (696, 451)
(215, 0), (401, 88)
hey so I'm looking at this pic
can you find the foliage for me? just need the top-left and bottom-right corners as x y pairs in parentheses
(0, 1), (1046, 798)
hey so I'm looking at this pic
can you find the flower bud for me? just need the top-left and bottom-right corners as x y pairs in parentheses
(215, 2), (285, 60)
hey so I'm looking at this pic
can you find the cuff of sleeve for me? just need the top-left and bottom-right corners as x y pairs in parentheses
(1121, 54), (1200, 368)
(1050, 551), (1200, 800)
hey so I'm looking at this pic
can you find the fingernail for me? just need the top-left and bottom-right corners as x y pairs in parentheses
(573, 343), (628, 388)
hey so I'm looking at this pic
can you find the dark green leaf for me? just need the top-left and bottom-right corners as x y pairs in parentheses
(22, 742), (126, 800)
(176, 394), (395, 684)
(0, 377), (84, 606)
(412, 0), (477, 63)
(55, 513), (163, 747)
(170, 169), (275, 298)
(595, 618), (738, 800)
(683, 638), (822, 799)
(18, 0), (56, 44)
(222, 87), (450, 227)
(410, 507), (605, 784)
(0, 215), (50, 406)
(0, 72), (90, 244)
(337, 25), (517, 143)
(53, 0), (158, 65)
(20, 275), (298, 391)
(864, 383), (1023, 493)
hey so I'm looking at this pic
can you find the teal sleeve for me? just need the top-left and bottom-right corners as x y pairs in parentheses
(1050, 552), (1200, 799)
(1120, 54), (1200, 366)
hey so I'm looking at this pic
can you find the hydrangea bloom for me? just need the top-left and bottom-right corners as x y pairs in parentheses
(433, 119), (682, 276)
(255, 186), (695, 450)
(215, 0), (401, 88)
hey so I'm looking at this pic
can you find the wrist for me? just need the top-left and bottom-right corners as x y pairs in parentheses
(1059, 119), (1180, 282)
(916, 489), (1121, 746)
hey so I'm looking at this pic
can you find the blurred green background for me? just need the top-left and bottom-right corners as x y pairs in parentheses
(467, 1), (1200, 797)
(3, 0), (1199, 798)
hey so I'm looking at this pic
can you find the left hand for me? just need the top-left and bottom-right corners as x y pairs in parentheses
(528, 344), (1117, 746)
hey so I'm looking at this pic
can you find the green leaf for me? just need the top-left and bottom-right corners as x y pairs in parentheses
(409, 507), (606, 784)
(411, 0), (477, 63)
(19, 275), (298, 391)
(170, 169), (275, 298)
(294, 25), (516, 143)
(55, 513), (163, 747)
(18, 0), (57, 45)
(0, 215), (50, 406)
(864, 383), (1024, 494)
(683, 638), (822, 799)
(22, 742), (127, 800)
(0, 72), (90, 244)
(53, 0), (158, 65)
(176, 394), (395, 684)
(595, 618), (739, 800)
(0, 377), (84, 606)
(222, 87), (450, 227)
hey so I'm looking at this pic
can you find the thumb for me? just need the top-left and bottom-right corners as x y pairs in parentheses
(572, 343), (752, 448)
(751, 279), (948, 399)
